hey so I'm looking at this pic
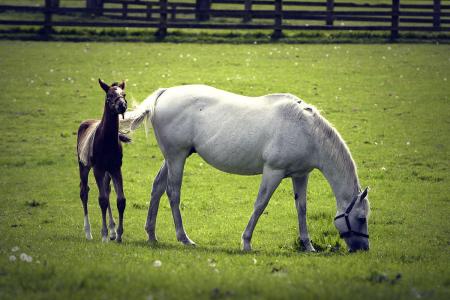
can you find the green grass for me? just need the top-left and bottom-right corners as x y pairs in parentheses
(0, 41), (449, 300)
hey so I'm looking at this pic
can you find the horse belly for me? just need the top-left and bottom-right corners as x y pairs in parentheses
(196, 144), (265, 175)
(193, 117), (268, 175)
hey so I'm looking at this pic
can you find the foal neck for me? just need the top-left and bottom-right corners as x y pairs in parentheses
(98, 102), (119, 141)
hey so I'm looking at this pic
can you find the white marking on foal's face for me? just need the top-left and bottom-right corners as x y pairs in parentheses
(107, 86), (127, 115)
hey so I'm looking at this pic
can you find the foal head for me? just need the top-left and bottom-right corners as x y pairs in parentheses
(334, 187), (370, 252)
(99, 79), (128, 118)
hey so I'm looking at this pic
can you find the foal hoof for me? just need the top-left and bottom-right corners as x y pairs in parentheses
(102, 236), (109, 243)
(241, 241), (252, 252)
(85, 233), (93, 240)
(148, 238), (158, 246)
(110, 231), (117, 241)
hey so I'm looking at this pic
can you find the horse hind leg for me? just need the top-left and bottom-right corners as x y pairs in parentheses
(166, 155), (195, 246)
(104, 174), (117, 240)
(94, 168), (109, 242)
(292, 175), (316, 252)
(145, 160), (168, 243)
(79, 162), (92, 240)
(241, 166), (284, 251)
(111, 169), (126, 243)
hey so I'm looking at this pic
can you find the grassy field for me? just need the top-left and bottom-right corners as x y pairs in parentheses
(0, 41), (449, 300)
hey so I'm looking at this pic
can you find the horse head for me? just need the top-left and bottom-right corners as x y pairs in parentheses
(334, 187), (370, 252)
(99, 79), (127, 118)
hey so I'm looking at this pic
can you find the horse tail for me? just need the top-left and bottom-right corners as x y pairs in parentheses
(119, 88), (167, 135)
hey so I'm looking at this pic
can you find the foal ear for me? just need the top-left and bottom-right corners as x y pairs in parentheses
(359, 187), (369, 200)
(98, 78), (110, 93)
(119, 80), (126, 90)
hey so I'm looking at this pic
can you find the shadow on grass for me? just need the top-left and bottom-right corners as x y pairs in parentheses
(126, 239), (348, 258)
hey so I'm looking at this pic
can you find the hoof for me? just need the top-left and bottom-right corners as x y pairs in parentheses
(109, 231), (117, 241)
(85, 233), (93, 240)
(181, 239), (196, 247)
(116, 237), (122, 243)
(102, 236), (108, 243)
(178, 233), (196, 246)
(300, 239), (316, 252)
(241, 240), (252, 252)
(148, 238), (158, 245)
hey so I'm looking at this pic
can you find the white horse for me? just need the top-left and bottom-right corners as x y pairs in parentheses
(122, 85), (370, 252)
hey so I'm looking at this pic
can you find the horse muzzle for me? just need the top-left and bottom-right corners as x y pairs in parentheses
(348, 239), (370, 252)
(116, 102), (127, 115)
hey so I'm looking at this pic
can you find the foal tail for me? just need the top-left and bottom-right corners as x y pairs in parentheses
(119, 88), (167, 135)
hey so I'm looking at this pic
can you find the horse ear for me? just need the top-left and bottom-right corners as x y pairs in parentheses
(98, 78), (109, 93)
(360, 187), (369, 200)
(119, 80), (126, 90)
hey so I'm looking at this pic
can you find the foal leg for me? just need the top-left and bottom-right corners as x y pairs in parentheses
(104, 174), (117, 240)
(79, 162), (92, 240)
(145, 161), (168, 243)
(94, 168), (109, 242)
(292, 175), (316, 252)
(166, 156), (195, 246)
(110, 169), (126, 243)
(241, 166), (284, 251)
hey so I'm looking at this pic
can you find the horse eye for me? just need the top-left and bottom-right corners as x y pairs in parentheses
(358, 217), (367, 223)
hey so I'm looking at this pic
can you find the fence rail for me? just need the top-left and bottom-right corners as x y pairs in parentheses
(0, 0), (448, 40)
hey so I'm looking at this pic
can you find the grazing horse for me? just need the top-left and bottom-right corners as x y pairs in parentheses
(77, 79), (129, 242)
(121, 85), (370, 252)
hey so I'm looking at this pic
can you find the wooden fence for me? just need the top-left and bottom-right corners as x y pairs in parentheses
(0, 0), (448, 40)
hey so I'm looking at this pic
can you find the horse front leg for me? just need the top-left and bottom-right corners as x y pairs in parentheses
(110, 169), (126, 243)
(166, 156), (195, 246)
(241, 166), (284, 251)
(79, 162), (92, 240)
(292, 175), (316, 252)
(94, 168), (109, 242)
(145, 160), (168, 243)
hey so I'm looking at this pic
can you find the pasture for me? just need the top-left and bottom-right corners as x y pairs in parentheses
(0, 41), (449, 299)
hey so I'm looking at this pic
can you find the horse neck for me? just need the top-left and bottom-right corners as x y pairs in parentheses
(98, 103), (119, 142)
(317, 143), (360, 213)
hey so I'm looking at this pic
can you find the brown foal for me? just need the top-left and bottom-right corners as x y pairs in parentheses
(77, 79), (130, 242)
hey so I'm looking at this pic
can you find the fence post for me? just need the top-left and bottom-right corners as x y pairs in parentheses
(171, 4), (176, 21)
(243, 0), (252, 23)
(272, 0), (282, 39)
(43, 0), (53, 35)
(50, 0), (59, 7)
(391, 0), (400, 41)
(156, 0), (168, 38)
(326, 0), (334, 26)
(122, 2), (128, 18)
(196, 0), (211, 21)
(433, 0), (441, 31)
(86, 0), (103, 16)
